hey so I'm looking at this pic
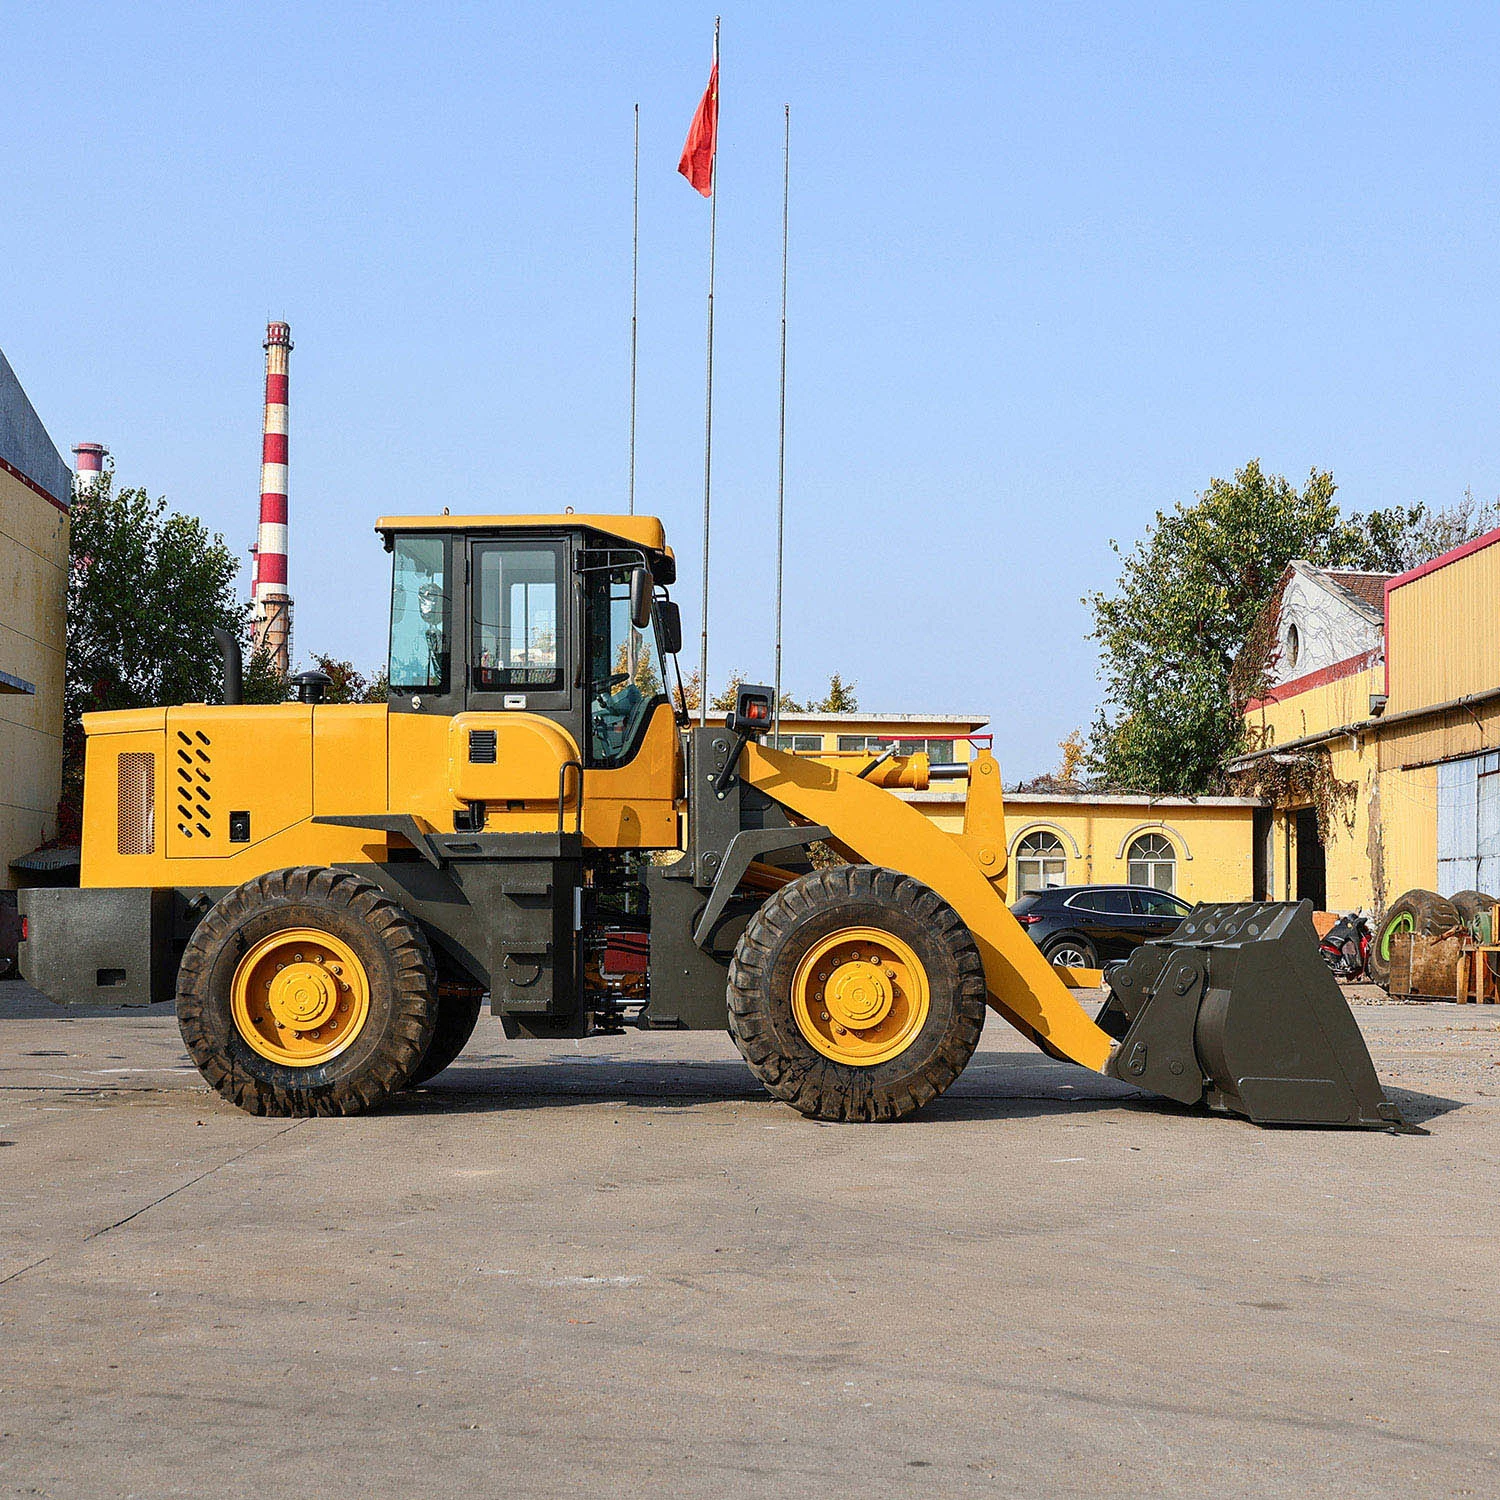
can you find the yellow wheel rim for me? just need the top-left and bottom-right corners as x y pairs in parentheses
(230, 927), (371, 1069)
(790, 925), (931, 1067)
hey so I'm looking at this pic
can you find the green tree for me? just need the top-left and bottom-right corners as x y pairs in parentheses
(709, 669), (747, 713)
(1086, 460), (1375, 794)
(63, 466), (244, 828)
(242, 643), (288, 704)
(813, 673), (859, 712)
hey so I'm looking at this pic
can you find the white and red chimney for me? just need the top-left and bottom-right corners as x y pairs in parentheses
(249, 322), (293, 675)
(71, 441), (108, 498)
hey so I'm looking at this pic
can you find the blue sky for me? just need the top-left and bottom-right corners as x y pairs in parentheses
(7, 1), (1500, 776)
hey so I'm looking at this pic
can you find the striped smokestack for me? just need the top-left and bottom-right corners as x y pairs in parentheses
(71, 442), (107, 498)
(249, 321), (293, 675)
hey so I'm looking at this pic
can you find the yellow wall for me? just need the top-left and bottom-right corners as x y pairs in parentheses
(772, 715), (985, 763)
(908, 793), (1258, 903)
(1386, 535), (1500, 714)
(0, 470), (69, 886)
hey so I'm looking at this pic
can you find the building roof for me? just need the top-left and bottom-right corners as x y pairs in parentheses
(776, 711), (989, 728)
(1315, 567), (1393, 619)
(0, 348), (71, 509)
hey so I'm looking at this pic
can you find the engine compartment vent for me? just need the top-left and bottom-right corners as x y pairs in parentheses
(117, 753), (156, 855)
(468, 729), (498, 764)
(174, 729), (213, 840)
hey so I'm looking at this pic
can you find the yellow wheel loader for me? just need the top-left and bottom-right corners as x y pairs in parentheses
(20, 514), (1405, 1128)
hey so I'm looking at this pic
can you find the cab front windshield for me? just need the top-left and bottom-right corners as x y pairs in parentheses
(585, 562), (664, 767)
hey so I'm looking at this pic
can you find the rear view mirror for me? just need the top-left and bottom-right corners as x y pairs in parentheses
(656, 599), (683, 656)
(630, 566), (654, 629)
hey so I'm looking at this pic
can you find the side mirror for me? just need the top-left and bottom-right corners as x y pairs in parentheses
(656, 599), (683, 656)
(629, 566), (654, 629)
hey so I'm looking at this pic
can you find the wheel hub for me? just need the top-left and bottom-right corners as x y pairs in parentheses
(267, 963), (340, 1031)
(790, 926), (931, 1067)
(230, 928), (369, 1068)
(824, 960), (894, 1029)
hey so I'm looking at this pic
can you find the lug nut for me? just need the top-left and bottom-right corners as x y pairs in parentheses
(833, 1023), (848, 1036)
(821, 1011), (830, 1021)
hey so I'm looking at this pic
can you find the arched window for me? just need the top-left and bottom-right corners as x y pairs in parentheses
(1128, 832), (1176, 892)
(1016, 831), (1067, 894)
(1284, 622), (1300, 671)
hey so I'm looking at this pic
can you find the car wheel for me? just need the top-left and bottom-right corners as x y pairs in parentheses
(1042, 935), (1098, 970)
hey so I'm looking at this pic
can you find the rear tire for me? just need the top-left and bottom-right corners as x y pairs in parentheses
(1368, 888), (1460, 988)
(728, 865), (987, 1122)
(409, 981), (485, 1085)
(1042, 934), (1098, 969)
(177, 866), (438, 1116)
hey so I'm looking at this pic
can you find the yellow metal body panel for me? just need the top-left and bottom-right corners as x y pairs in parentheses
(581, 703), (682, 849)
(165, 705), (313, 858)
(376, 513), (668, 554)
(84, 696), (681, 890)
(81, 706), (388, 888)
(446, 712), (579, 802)
(741, 744), (1115, 1072)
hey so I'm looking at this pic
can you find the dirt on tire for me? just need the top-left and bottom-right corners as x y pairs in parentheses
(176, 865), (437, 1116)
(727, 864), (987, 1122)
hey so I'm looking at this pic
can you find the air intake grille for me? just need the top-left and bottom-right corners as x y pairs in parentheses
(117, 752), (156, 855)
(468, 729), (497, 764)
(174, 729), (213, 840)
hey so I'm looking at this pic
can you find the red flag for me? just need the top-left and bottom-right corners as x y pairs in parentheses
(677, 44), (719, 196)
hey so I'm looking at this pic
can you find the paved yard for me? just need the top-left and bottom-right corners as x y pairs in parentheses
(0, 980), (1496, 1499)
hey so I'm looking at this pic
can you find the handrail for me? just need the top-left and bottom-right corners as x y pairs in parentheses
(557, 760), (584, 836)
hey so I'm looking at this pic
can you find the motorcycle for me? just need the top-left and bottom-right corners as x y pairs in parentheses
(1319, 911), (1372, 981)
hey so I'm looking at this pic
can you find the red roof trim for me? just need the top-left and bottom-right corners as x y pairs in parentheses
(1244, 649), (1380, 713)
(1385, 525), (1500, 595)
(0, 453), (69, 513)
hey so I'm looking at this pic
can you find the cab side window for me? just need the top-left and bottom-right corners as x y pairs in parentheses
(585, 563), (663, 767)
(472, 544), (564, 692)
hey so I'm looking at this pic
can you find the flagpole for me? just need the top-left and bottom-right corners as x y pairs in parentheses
(773, 103), (789, 742)
(628, 102), (640, 516)
(697, 16), (720, 726)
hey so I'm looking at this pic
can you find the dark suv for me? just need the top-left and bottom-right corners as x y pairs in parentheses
(1010, 885), (1193, 968)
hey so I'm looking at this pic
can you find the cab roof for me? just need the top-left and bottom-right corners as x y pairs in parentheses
(376, 513), (667, 553)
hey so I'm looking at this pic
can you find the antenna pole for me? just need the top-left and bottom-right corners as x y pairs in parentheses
(773, 104), (790, 741)
(629, 102), (640, 515)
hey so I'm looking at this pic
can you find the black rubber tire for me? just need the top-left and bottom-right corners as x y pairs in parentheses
(177, 866), (438, 1116)
(1368, 888), (1461, 988)
(727, 865), (988, 1122)
(1449, 890), (1497, 938)
(409, 984), (485, 1085)
(1042, 934), (1099, 970)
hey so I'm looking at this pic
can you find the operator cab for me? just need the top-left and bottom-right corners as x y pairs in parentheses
(376, 513), (684, 770)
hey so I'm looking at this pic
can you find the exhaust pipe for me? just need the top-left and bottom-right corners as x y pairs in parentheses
(212, 628), (243, 706)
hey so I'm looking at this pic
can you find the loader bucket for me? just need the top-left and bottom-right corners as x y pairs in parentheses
(1098, 901), (1405, 1130)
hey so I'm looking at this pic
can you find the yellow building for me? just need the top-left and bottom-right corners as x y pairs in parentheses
(0, 349), (71, 888)
(776, 711), (1260, 903)
(1233, 541), (1500, 913)
(769, 711), (990, 766)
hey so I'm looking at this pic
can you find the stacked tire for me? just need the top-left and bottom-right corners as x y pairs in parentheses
(1368, 889), (1462, 988)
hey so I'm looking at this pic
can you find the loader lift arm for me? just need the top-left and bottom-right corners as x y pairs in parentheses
(739, 741), (1116, 1073)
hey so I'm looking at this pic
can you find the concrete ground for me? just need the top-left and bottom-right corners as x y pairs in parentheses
(0, 980), (1496, 1500)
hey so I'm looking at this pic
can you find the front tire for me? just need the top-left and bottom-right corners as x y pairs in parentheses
(177, 867), (438, 1116)
(728, 866), (987, 1122)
